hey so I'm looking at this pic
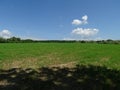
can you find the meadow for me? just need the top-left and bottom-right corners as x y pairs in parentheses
(0, 43), (120, 69)
(0, 43), (120, 90)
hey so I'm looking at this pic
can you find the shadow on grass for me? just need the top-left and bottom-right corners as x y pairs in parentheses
(0, 65), (120, 90)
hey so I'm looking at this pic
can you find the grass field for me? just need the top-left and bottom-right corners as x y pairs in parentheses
(0, 43), (120, 69)
(0, 43), (120, 90)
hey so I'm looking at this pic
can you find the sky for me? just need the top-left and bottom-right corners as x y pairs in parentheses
(0, 0), (120, 40)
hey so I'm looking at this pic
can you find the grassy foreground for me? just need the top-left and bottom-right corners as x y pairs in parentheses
(0, 43), (120, 90)
(0, 43), (120, 69)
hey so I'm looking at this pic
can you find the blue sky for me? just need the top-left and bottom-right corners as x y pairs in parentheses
(0, 0), (120, 40)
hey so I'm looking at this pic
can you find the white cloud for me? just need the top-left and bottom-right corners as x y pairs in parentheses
(21, 36), (45, 40)
(72, 19), (82, 25)
(82, 15), (88, 24)
(82, 15), (88, 21)
(95, 37), (103, 40)
(69, 15), (100, 40)
(72, 15), (88, 25)
(63, 38), (75, 40)
(0, 30), (12, 38)
(71, 28), (99, 38)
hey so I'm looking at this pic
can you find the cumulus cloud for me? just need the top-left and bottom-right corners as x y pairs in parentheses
(72, 19), (82, 25)
(72, 15), (88, 25)
(82, 15), (88, 24)
(0, 30), (12, 38)
(71, 28), (99, 38)
(82, 15), (88, 21)
(64, 15), (100, 40)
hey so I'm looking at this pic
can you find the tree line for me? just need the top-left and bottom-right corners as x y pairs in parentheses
(0, 36), (120, 44)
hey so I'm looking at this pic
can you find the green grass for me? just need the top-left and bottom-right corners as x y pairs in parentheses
(0, 43), (120, 69)
(0, 43), (120, 90)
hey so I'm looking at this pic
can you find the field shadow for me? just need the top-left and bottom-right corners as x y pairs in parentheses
(0, 65), (120, 90)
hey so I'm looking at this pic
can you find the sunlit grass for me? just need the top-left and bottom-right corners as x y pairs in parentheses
(0, 43), (120, 69)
